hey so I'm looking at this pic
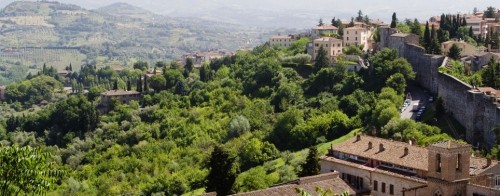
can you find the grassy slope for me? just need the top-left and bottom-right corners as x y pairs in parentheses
(185, 129), (360, 195)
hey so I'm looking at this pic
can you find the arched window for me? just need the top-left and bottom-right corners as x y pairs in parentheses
(434, 190), (443, 196)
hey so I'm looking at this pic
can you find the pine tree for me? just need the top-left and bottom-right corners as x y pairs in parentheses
(314, 46), (329, 70)
(356, 10), (363, 22)
(448, 43), (461, 60)
(206, 146), (236, 196)
(300, 146), (320, 177)
(331, 17), (337, 26)
(390, 12), (397, 28)
(318, 18), (324, 26)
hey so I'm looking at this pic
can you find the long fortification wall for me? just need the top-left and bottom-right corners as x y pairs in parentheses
(379, 27), (500, 149)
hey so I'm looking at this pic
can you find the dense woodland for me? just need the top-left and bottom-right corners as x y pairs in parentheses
(0, 37), (455, 195)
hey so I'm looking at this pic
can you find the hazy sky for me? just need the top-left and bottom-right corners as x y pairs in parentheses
(0, 0), (495, 27)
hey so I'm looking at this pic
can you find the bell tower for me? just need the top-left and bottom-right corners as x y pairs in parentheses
(427, 140), (471, 196)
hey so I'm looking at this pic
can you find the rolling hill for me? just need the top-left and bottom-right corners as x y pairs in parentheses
(0, 1), (272, 85)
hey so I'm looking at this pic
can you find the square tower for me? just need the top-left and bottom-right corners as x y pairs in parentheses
(427, 141), (471, 196)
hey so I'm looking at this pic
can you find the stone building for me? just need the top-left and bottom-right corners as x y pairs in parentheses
(321, 135), (500, 196)
(312, 37), (343, 64)
(343, 27), (372, 51)
(312, 25), (339, 38)
(182, 51), (229, 68)
(98, 90), (140, 112)
(229, 172), (356, 196)
(269, 35), (295, 47)
(442, 40), (478, 57)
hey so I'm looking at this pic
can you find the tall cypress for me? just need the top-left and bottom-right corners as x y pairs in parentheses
(206, 146), (236, 196)
(424, 21), (431, 48)
(390, 12), (397, 28)
(136, 76), (142, 92)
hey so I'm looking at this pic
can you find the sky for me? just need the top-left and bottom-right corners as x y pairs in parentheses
(0, 0), (496, 28)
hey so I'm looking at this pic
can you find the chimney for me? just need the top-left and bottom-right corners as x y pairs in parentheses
(355, 135), (361, 142)
(379, 144), (385, 152)
(368, 142), (373, 149)
(404, 147), (409, 156)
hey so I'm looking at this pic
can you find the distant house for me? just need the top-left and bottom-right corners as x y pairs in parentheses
(182, 51), (229, 68)
(321, 135), (500, 196)
(0, 86), (5, 101)
(99, 90), (140, 112)
(311, 25), (339, 38)
(311, 37), (343, 64)
(343, 27), (372, 51)
(465, 16), (489, 38)
(442, 40), (478, 57)
(227, 172), (357, 196)
(269, 35), (295, 47)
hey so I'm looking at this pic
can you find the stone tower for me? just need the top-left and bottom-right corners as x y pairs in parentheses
(427, 141), (471, 196)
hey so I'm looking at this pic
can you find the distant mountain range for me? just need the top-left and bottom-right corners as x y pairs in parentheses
(0, 1), (274, 74)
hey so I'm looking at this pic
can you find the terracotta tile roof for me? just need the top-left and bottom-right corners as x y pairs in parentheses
(345, 26), (366, 30)
(331, 135), (428, 171)
(270, 35), (293, 39)
(314, 37), (342, 42)
(313, 25), (338, 30)
(321, 156), (427, 183)
(101, 90), (140, 96)
(232, 172), (356, 196)
(430, 140), (470, 149)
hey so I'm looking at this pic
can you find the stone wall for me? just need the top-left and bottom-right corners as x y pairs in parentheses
(466, 183), (500, 196)
(379, 27), (500, 149)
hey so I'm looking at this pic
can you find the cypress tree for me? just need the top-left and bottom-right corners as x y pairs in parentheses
(469, 26), (474, 38)
(113, 80), (118, 90)
(390, 12), (397, 28)
(126, 80), (131, 91)
(300, 146), (321, 177)
(314, 45), (329, 70)
(206, 146), (236, 196)
(143, 76), (149, 92)
(424, 22), (431, 48)
(136, 76), (142, 92)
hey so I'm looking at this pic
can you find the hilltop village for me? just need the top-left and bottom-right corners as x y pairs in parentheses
(1, 2), (500, 195)
(234, 9), (500, 196)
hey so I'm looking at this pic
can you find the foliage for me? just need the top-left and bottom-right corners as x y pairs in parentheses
(482, 58), (500, 89)
(448, 43), (461, 60)
(342, 45), (363, 55)
(314, 46), (329, 70)
(0, 145), (62, 195)
(5, 75), (62, 105)
(206, 146), (237, 196)
(299, 146), (320, 177)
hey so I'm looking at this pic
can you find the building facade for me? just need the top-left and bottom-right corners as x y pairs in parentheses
(312, 25), (339, 38)
(312, 37), (343, 64)
(99, 90), (141, 112)
(343, 27), (372, 51)
(321, 135), (500, 196)
(269, 35), (295, 47)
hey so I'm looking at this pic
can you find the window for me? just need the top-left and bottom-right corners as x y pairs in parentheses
(434, 190), (443, 196)
(456, 154), (461, 171)
(355, 37), (358, 41)
(390, 184), (394, 195)
(315, 43), (319, 47)
(436, 154), (441, 172)
(373, 180), (378, 191)
(338, 43), (341, 47)
(347, 37), (349, 41)
(382, 182), (386, 193)
(495, 175), (500, 187)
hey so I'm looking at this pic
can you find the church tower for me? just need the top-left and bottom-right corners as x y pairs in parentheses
(427, 141), (471, 196)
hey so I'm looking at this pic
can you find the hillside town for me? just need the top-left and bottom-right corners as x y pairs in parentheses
(1, 1), (500, 195)
(245, 8), (500, 196)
